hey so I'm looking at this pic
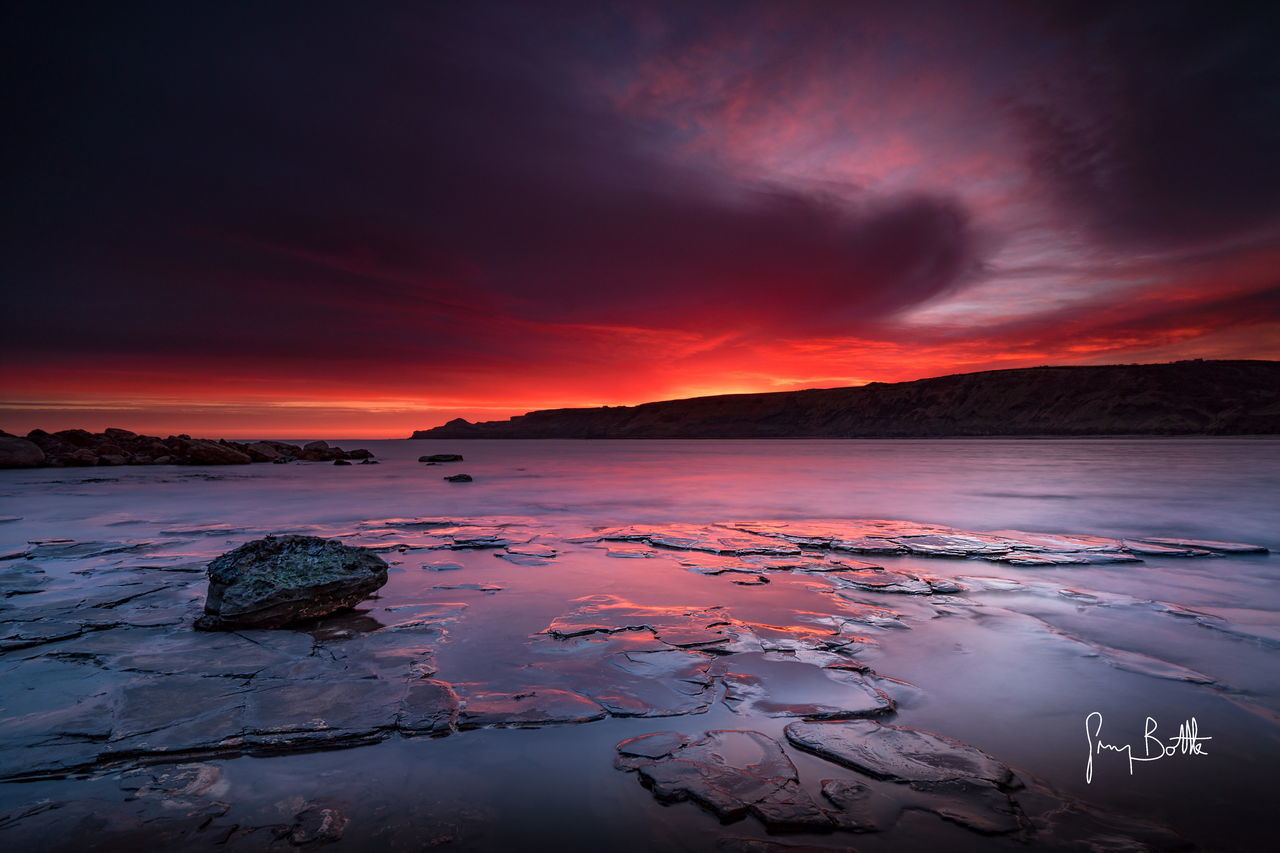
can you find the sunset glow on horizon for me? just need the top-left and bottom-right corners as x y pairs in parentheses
(5, 1), (1278, 438)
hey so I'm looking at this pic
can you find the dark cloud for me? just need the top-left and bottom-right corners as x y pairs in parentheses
(1018, 0), (1280, 252)
(2, 1), (980, 365)
(1, 0), (1276, 421)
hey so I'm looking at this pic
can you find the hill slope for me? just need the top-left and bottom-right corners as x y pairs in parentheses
(411, 360), (1280, 439)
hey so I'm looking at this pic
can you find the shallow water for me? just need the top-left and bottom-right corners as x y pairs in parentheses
(1, 438), (1278, 851)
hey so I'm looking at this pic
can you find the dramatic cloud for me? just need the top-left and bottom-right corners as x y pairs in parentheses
(2, 1), (1277, 436)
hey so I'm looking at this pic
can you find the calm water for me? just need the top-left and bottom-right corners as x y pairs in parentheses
(9, 438), (1279, 546)
(2, 438), (1278, 851)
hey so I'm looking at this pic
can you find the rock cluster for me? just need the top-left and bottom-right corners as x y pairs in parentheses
(0, 429), (374, 468)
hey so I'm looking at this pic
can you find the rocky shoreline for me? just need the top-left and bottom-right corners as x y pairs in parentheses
(0, 429), (374, 469)
(2, 513), (1270, 849)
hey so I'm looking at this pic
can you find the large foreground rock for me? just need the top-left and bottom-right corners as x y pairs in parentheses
(0, 435), (45, 468)
(195, 536), (389, 630)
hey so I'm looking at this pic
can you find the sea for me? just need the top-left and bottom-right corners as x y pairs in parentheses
(1, 438), (1277, 851)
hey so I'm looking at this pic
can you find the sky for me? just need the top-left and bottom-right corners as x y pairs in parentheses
(4, 0), (1279, 438)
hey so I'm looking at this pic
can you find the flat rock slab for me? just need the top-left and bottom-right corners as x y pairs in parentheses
(527, 645), (722, 717)
(616, 730), (834, 830)
(456, 687), (606, 727)
(545, 594), (729, 641)
(722, 519), (1267, 560)
(589, 525), (801, 556)
(1134, 536), (1268, 554)
(723, 668), (893, 719)
(785, 720), (1016, 787)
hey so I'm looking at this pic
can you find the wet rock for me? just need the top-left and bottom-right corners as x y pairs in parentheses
(442, 531), (509, 548)
(528, 645), (721, 718)
(497, 542), (556, 565)
(420, 454), (464, 462)
(831, 570), (934, 595)
(895, 533), (1011, 557)
(431, 583), (502, 593)
(506, 543), (557, 558)
(725, 518), (1262, 564)
(591, 524), (802, 556)
(243, 676), (406, 750)
(0, 436), (46, 468)
(159, 522), (255, 536)
(605, 546), (657, 558)
(0, 564), (49, 596)
(987, 552), (1137, 566)
(954, 575), (1028, 591)
(290, 800), (349, 845)
(986, 530), (1122, 552)
(422, 560), (465, 572)
(107, 676), (249, 755)
(456, 687), (606, 727)
(194, 535), (389, 630)
(1134, 536), (1268, 554)
(722, 669), (893, 719)
(616, 730), (835, 830)
(545, 595), (729, 642)
(785, 720), (1016, 787)
(1121, 540), (1211, 557)
(443, 473), (473, 482)
(398, 679), (459, 734)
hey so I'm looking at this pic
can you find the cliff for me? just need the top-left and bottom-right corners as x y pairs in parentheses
(411, 360), (1280, 439)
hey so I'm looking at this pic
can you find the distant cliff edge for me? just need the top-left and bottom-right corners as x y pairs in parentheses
(411, 360), (1280, 439)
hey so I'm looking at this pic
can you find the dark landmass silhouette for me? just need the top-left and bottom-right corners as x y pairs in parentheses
(412, 360), (1280, 439)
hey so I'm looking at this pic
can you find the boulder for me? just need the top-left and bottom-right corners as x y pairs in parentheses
(299, 440), (343, 461)
(0, 437), (45, 468)
(334, 459), (352, 466)
(52, 428), (98, 447)
(444, 473), (473, 482)
(68, 448), (100, 466)
(195, 535), (389, 630)
(421, 454), (464, 463)
(172, 439), (253, 465)
(243, 441), (284, 462)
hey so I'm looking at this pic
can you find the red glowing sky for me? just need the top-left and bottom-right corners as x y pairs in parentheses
(4, 2), (1279, 437)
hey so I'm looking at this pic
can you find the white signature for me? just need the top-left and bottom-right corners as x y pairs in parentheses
(1085, 712), (1211, 783)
